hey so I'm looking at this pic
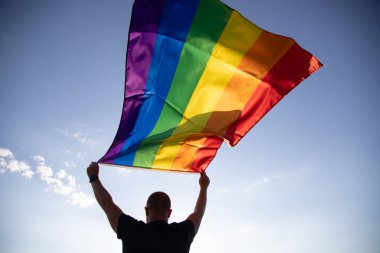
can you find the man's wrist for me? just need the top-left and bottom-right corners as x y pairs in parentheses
(89, 174), (99, 183)
(200, 186), (208, 191)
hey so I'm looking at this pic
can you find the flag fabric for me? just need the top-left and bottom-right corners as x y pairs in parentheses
(99, 0), (322, 173)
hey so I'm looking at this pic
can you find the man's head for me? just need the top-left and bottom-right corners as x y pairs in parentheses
(145, 191), (172, 223)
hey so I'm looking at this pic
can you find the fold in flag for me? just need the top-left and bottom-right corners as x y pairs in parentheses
(99, 0), (322, 173)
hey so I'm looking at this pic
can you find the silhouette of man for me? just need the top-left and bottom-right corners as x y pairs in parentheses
(87, 162), (210, 253)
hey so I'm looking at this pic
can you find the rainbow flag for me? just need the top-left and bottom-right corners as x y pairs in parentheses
(99, 0), (322, 173)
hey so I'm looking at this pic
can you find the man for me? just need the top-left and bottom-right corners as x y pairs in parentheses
(87, 162), (210, 253)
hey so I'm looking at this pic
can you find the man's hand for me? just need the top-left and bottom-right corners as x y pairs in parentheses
(87, 162), (99, 177)
(199, 172), (210, 189)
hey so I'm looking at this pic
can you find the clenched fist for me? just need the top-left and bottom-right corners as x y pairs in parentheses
(199, 172), (210, 189)
(87, 162), (99, 177)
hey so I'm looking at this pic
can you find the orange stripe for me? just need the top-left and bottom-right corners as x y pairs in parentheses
(169, 133), (215, 172)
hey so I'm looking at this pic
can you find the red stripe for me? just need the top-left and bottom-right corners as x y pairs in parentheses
(189, 136), (223, 172)
(225, 43), (323, 146)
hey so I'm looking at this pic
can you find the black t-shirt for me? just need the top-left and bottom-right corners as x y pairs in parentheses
(117, 213), (195, 253)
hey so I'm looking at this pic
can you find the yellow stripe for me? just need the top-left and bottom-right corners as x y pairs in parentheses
(152, 11), (262, 170)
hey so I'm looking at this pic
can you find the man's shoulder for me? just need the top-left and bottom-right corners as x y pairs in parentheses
(117, 213), (145, 239)
(120, 213), (147, 227)
(169, 219), (195, 237)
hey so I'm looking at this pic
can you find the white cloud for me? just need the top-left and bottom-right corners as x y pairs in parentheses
(67, 175), (76, 187)
(54, 184), (75, 196)
(7, 160), (30, 173)
(68, 191), (95, 207)
(0, 148), (34, 178)
(0, 147), (95, 207)
(21, 169), (35, 178)
(0, 158), (6, 173)
(32, 156), (94, 207)
(33, 155), (46, 164)
(57, 169), (68, 179)
(36, 165), (54, 179)
(0, 148), (14, 159)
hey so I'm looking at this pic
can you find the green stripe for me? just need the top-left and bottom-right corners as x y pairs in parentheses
(134, 0), (232, 168)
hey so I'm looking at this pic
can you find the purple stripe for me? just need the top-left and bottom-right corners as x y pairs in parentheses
(99, 0), (165, 162)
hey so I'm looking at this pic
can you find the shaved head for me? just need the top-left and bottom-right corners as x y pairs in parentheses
(146, 191), (171, 215)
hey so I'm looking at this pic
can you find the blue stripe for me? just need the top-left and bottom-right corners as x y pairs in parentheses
(114, 0), (201, 166)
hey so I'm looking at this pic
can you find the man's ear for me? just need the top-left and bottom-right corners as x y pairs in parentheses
(145, 207), (149, 216)
(168, 209), (172, 218)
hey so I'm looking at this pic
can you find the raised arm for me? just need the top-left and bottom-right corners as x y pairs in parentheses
(87, 162), (122, 233)
(187, 172), (210, 234)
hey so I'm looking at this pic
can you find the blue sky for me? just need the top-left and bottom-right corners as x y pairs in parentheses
(1, 0), (379, 252)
